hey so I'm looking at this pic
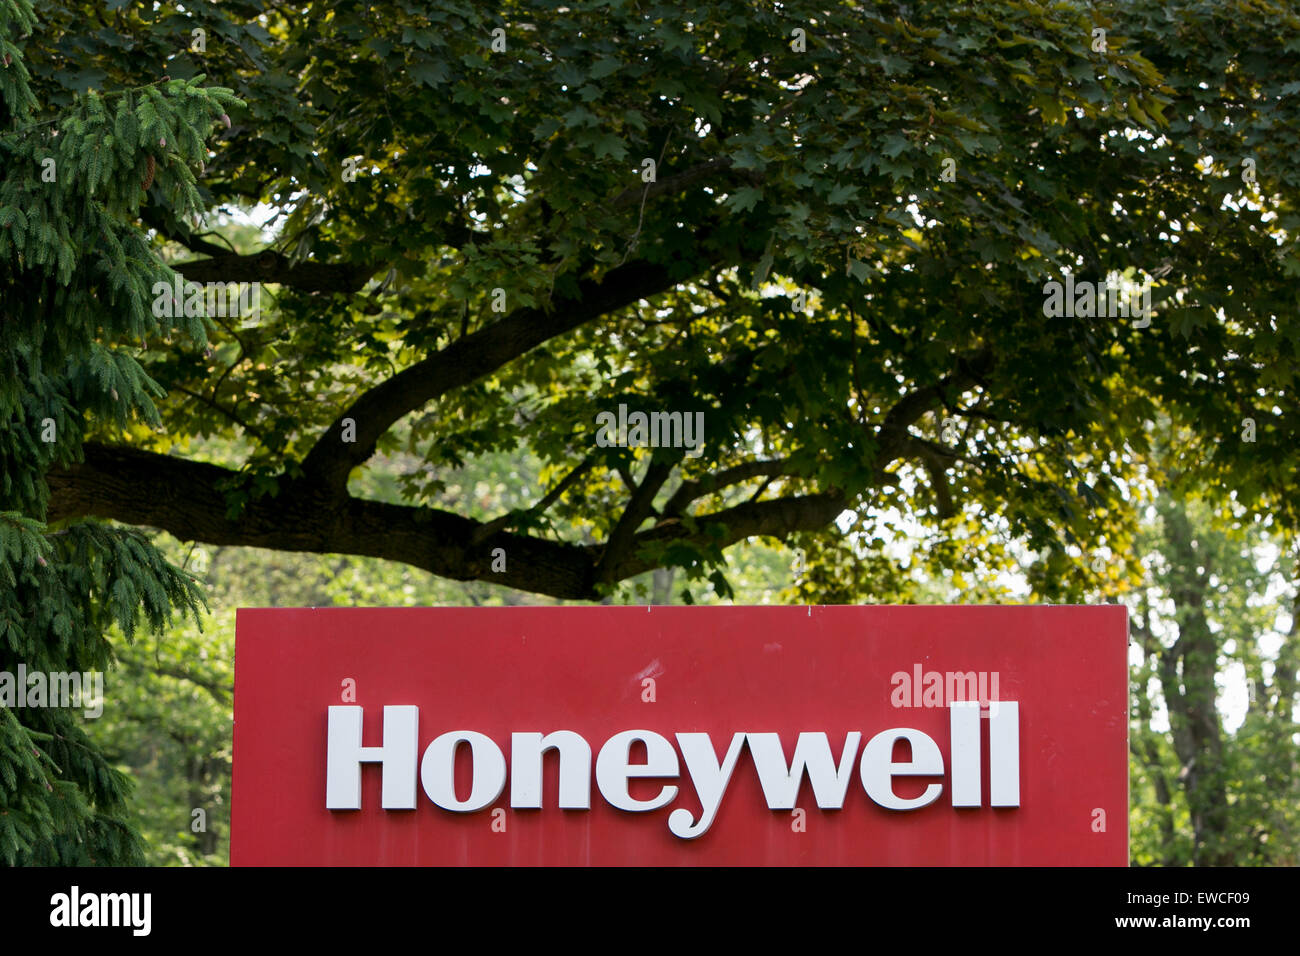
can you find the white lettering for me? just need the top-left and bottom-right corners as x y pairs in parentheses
(325, 705), (418, 809)
(595, 729), (679, 811)
(860, 728), (945, 810)
(509, 731), (591, 809)
(667, 732), (746, 838)
(420, 731), (508, 811)
(747, 732), (862, 809)
(323, 703), (1022, 835)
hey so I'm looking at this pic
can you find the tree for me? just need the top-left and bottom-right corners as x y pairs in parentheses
(0, 0), (239, 862)
(9, 0), (1300, 864)
(1128, 492), (1299, 866)
(91, 590), (233, 867)
(34, 0), (1299, 602)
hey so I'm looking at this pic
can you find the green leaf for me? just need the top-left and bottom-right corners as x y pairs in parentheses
(881, 134), (910, 158)
(588, 132), (627, 161)
(828, 183), (860, 205)
(727, 186), (763, 212)
(532, 117), (562, 140)
(409, 59), (448, 88)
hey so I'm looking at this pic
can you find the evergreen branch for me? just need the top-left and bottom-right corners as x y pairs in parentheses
(0, 76), (175, 140)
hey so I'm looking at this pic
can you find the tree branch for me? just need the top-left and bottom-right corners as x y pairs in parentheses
(46, 445), (848, 602)
(609, 491), (849, 581)
(469, 454), (595, 546)
(661, 458), (794, 517)
(298, 253), (710, 494)
(876, 349), (994, 460)
(596, 459), (674, 584)
(142, 206), (234, 259)
(46, 351), (996, 600)
(47, 445), (602, 600)
(173, 250), (377, 293)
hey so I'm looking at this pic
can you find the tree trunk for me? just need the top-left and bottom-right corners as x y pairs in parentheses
(1158, 501), (1233, 866)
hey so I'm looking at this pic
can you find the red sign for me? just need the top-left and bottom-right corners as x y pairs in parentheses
(232, 605), (1128, 865)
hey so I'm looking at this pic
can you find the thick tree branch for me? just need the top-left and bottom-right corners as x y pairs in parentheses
(46, 349), (997, 600)
(47, 445), (849, 602)
(47, 445), (602, 600)
(173, 250), (377, 293)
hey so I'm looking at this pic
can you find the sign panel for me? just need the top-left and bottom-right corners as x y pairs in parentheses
(232, 605), (1128, 865)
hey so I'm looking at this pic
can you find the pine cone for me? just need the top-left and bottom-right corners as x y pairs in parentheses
(142, 153), (156, 191)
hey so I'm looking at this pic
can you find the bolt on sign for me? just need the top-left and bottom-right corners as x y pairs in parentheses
(232, 605), (1128, 865)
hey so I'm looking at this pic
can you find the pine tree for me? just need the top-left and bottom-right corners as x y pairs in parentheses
(0, 0), (240, 864)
